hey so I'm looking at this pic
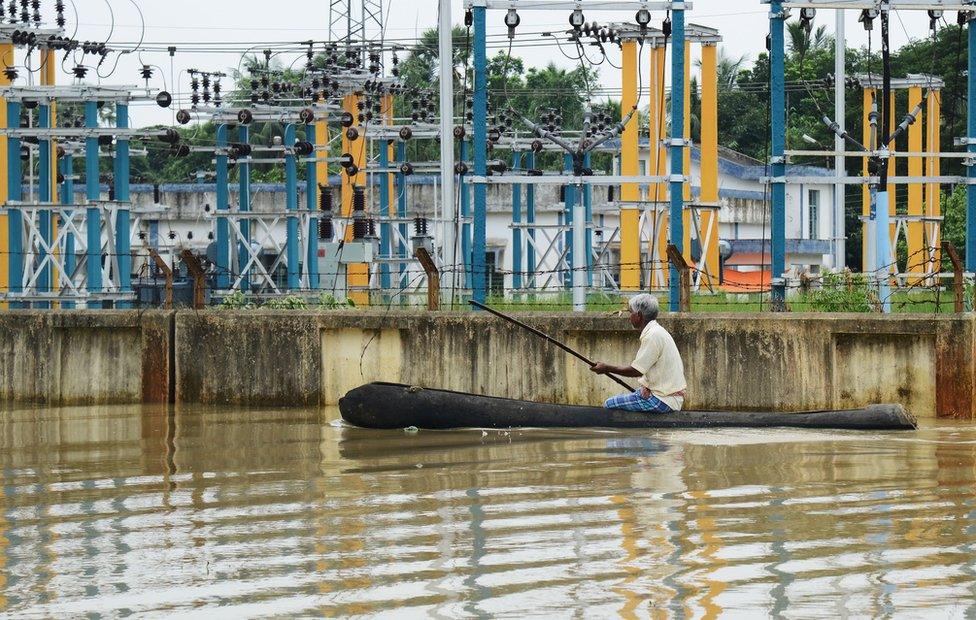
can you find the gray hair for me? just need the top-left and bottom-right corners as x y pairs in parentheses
(628, 294), (660, 322)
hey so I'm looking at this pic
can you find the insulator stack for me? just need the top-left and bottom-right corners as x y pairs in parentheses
(352, 186), (365, 213)
(413, 217), (428, 236)
(352, 217), (369, 240)
(318, 218), (334, 240)
(319, 186), (332, 212)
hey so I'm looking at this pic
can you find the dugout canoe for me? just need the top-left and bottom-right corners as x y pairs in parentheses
(338, 382), (917, 431)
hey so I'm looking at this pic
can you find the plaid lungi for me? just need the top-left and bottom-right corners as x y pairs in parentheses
(604, 389), (674, 413)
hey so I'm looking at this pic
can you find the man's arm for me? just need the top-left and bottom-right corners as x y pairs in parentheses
(589, 362), (642, 378)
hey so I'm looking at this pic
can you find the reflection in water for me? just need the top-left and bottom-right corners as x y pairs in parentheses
(0, 404), (974, 617)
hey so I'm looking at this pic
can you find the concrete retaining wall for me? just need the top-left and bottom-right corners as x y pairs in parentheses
(0, 311), (172, 405)
(174, 311), (975, 420)
(1, 310), (973, 419)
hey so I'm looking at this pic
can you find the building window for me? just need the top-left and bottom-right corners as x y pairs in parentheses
(485, 250), (504, 295)
(808, 189), (819, 240)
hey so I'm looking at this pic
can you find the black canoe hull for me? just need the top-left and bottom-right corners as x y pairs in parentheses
(338, 382), (918, 431)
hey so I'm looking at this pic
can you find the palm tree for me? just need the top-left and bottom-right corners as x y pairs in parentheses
(716, 49), (747, 89)
(788, 21), (831, 57)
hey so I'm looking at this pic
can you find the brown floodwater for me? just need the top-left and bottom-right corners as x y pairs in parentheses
(0, 404), (974, 618)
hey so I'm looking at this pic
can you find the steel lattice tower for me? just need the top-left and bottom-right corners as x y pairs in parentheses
(329, 0), (384, 55)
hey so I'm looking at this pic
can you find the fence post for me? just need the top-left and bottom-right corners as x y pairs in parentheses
(148, 248), (173, 310)
(666, 243), (691, 312)
(414, 246), (440, 311)
(179, 250), (206, 310)
(942, 241), (965, 313)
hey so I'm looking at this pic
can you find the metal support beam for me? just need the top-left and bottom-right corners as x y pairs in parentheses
(862, 88), (875, 271)
(396, 140), (409, 287)
(379, 127), (392, 292)
(438, 0), (456, 302)
(968, 15), (976, 271)
(238, 124), (251, 289)
(84, 101), (101, 304)
(525, 149), (536, 290)
(0, 43), (9, 308)
(472, 5), (488, 305)
(215, 124), (230, 290)
(700, 43), (720, 289)
(926, 88), (941, 271)
(563, 152), (575, 290)
(115, 103), (132, 308)
(907, 86), (925, 280)
(619, 39), (640, 290)
(834, 9), (846, 269)
(769, 0), (787, 307)
(512, 151), (523, 290)
(37, 101), (52, 306)
(669, 7), (686, 311)
(60, 151), (74, 309)
(584, 151), (593, 287)
(650, 43), (668, 289)
(284, 123), (300, 291)
(306, 121), (319, 290)
(460, 140), (472, 290)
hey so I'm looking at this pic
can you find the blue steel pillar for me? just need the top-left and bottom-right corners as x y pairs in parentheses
(215, 124), (230, 290)
(583, 151), (593, 287)
(238, 124), (251, 289)
(37, 101), (52, 307)
(60, 153), (75, 309)
(769, 0), (787, 307)
(460, 140), (472, 290)
(472, 4), (488, 304)
(525, 150), (536, 289)
(114, 103), (131, 308)
(563, 153), (575, 289)
(379, 136), (392, 291)
(396, 141), (408, 286)
(512, 151), (522, 290)
(7, 101), (22, 307)
(284, 124), (300, 291)
(875, 187), (891, 312)
(306, 123), (319, 290)
(84, 101), (102, 303)
(968, 14), (976, 271)
(669, 7), (686, 312)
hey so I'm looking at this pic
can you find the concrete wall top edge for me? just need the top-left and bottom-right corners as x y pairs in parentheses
(0, 310), (175, 328)
(169, 310), (975, 335)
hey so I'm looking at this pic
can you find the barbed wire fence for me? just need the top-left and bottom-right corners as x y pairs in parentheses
(1, 241), (970, 314)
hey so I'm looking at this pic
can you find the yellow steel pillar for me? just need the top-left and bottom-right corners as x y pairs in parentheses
(383, 94), (395, 219)
(906, 86), (924, 280)
(862, 88), (874, 270)
(342, 94), (369, 306)
(699, 43), (719, 289)
(0, 44), (11, 307)
(650, 45), (669, 287)
(619, 39), (640, 290)
(43, 49), (58, 298)
(926, 89), (941, 269)
(315, 108), (329, 216)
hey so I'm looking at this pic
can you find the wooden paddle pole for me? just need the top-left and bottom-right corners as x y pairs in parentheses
(468, 299), (635, 392)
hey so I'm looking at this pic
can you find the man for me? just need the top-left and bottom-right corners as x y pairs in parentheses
(589, 293), (686, 413)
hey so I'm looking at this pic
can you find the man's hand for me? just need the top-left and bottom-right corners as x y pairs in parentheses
(589, 362), (611, 375)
